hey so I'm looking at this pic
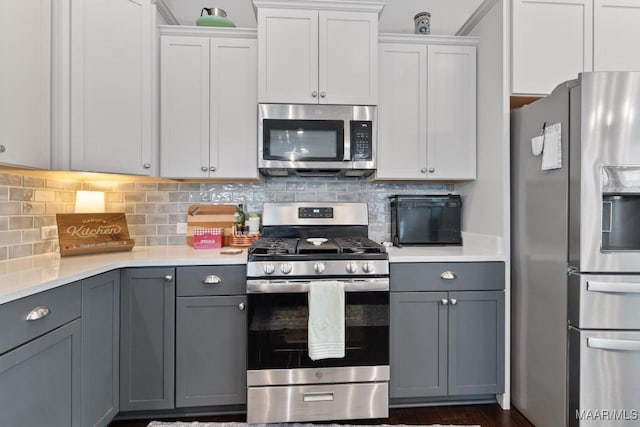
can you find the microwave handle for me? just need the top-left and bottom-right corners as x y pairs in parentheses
(343, 119), (351, 161)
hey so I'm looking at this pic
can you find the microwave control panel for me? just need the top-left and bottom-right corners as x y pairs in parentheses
(350, 121), (373, 161)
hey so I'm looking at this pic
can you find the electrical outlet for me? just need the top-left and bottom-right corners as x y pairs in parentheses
(41, 225), (58, 240)
(176, 222), (188, 235)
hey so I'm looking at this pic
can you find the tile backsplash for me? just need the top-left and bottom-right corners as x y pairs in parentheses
(0, 172), (453, 261)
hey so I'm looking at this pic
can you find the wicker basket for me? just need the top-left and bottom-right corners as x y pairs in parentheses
(228, 233), (261, 247)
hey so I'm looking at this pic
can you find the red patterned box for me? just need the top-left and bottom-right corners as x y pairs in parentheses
(193, 227), (223, 249)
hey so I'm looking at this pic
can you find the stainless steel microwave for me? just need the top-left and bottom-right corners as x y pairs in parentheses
(258, 104), (377, 177)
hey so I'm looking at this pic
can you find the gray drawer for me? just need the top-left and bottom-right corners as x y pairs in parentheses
(390, 262), (504, 292)
(0, 281), (82, 355)
(177, 265), (246, 296)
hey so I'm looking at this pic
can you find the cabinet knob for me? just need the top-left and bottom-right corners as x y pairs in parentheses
(238, 303), (246, 311)
(440, 271), (457, 280)
(0, 145), (5, 153)
(312, 91), (318, 98)
(421, 168), (427, 173)
(429, 168), (435, 173)
(201, 166), (208, 172)
(320, 91), (326, 98)
(440, 298), (449, 305)
(25, 306), (50, 321)
(210, 166), (216, 172)
(164, 275), (173, 282)
(143, 163), (151, 169)
(449, 298), (458, 305)
(203, 275), (222, 284)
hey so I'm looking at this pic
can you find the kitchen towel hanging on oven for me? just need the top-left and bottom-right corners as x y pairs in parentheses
(308, 281), (345, 360)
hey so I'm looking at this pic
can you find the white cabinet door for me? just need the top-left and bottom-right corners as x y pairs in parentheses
(209, 37), (258, 179)
(258, 8), (318, 104)
(426, 44), (476, 180)
(160, 36), (210, 179)
(319, 11), (377, 105)
(0, 0), (50, 169)
(594, 0), (640, 71)
(71, 0), (154, 175)
(512, 0), (593, 95)
(376, 43), (427, 180)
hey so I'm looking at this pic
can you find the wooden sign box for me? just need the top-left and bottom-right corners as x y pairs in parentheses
(56, 213), (135, 257)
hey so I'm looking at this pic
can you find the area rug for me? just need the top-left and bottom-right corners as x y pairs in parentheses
(147, 422), (479, 427)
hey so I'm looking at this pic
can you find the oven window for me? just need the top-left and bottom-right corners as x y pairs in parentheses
(247, 292), (389, 370)
(263, 119), (344, 161)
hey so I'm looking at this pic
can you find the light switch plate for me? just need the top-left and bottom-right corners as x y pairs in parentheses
(176, 222), (188, 235)
(41, 225), (58, 240)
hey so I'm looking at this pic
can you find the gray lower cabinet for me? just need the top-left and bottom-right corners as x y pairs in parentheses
(390, 262), (505, 401)
(176, 294), (247, 407)
(175, 265), (247, 408)
(0, 319), (82, 426)
(82, 270), (120, 427)
(120, 267), (176, 412)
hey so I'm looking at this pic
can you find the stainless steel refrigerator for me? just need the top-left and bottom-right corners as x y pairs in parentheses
(512, 72), (640, 427)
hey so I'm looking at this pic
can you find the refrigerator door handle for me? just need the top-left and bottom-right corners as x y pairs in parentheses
(586, 281), (640, 294)
(587, 337), (640, 351)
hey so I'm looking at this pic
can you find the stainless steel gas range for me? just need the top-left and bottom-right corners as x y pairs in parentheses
(245, 202), (390, 424)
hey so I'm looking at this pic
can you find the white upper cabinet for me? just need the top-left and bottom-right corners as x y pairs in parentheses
(160, 28), (258, 180)
(69, 0), (155, 175)
(427, 44), (476, 180)
(512, 0), (593, 96)
(377, 42), (427, 180)
(255, 0), (383, 105)
(593, 0), (640, 71)
(0, 0), (50, 169)
(377, 36), (477, 181)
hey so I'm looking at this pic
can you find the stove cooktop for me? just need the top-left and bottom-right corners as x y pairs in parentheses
(248, 237), (386, 257)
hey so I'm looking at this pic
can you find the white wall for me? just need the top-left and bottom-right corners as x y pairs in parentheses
(456, 0), (511, 410)
(164, 0), (482, 35)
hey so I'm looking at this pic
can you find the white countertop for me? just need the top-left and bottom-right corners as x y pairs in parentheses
(0, 246), (247, 305)
(387, 233), (506, 263)
(0, 233), (505, 305)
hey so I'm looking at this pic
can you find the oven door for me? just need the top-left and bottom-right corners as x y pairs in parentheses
(246, 279), (389, 372)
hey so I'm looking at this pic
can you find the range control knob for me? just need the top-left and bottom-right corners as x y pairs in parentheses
(280, 263), (292, 274)
(346, 262), (358, 273)
(263, 264), (276, 275)
(362, 263), (374, 273)
(314, 263), (325, 274)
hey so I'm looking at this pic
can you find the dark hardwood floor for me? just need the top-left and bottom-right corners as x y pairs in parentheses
(109, 404), (534, 427)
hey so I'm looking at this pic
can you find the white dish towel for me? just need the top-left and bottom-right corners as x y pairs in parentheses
(308, 281), (345, 360)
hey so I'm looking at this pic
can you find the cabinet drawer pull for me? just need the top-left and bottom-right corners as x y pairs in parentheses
(164, 275), (174, 282)
(312, 91), (318, 98)
(440, 271), (457, 280)
(303, 392), (334, 402)
(440, 298), (449, 305)
(449, 298), (458, 305)
(143, 163), (151, 169)
(0, 144), (6, 153)
(320, 91), (326, 98)
(203, 275), (222, 284)
(26, 306), (50, 321)
(238, 303), (246, 311)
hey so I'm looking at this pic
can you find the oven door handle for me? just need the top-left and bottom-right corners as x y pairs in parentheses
(246, 278), (389, 293)
(587, 281), (640, 294)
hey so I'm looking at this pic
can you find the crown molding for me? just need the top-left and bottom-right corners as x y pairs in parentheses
(456, 0), (499, 36)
